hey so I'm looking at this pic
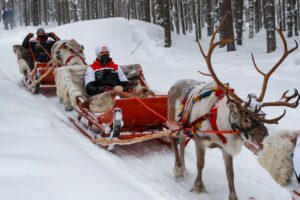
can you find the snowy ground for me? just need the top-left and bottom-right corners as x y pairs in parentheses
(0, 18), (299, 200)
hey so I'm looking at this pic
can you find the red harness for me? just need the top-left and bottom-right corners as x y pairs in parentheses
(182, 88), (239, 144)
(209, 95), (228, 143)
(64, 47), (87, 66)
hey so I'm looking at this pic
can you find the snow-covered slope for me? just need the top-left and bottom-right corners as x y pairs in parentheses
(0, 18), (299, 200)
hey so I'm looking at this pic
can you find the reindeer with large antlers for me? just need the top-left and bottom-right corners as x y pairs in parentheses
(168, 17), (299, 200)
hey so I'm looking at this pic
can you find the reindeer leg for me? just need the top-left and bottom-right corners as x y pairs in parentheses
(222, 150), (238, 200)
(191, 134), (206, 194)
(171, 133), (186, 178)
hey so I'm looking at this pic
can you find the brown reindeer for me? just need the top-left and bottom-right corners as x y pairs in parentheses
(168, 19), (300, 200)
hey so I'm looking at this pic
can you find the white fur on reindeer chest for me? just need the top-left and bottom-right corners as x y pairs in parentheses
(189, 90), (243, 156)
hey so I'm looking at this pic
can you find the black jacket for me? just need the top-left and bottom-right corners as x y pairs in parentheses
(22, 34), (60, 62)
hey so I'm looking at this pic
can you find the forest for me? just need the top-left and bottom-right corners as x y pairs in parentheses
(1, 0), (299, 52)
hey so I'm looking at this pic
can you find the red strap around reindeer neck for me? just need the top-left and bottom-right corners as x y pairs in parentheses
(209, 88), (235, 144)
(209, 96), (227, 143)
(62, 44), (87, 66)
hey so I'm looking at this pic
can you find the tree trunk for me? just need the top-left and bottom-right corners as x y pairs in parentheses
(179, 0), (186, 34)
(265, 0), (276, 53)
(235, 0), (243, 45)
(145, 0), (151, 22)
(255, 0), (260, 33)
(223, 0), (235, 51)
(165, 0), (172, 47)
(70, 0), (79, 22)
(283, 0), (287, 30)
(23, 0), (29, 26)
(206, 0), (212, 36)
(32, 0), (39, 26)
(151, 0), (157, 24)
(192, 0), (199, 41)
(293, 0), (299, 35)
(287, 0), (293, 37)
(249, 0), (255, 38)
(174, 0), (180, 34)
(197, 0), (202, 39)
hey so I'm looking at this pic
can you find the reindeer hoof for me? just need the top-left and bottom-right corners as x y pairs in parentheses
(190, 186), (206, 194)
(229, 194), (238, 200)
(65, 105), (73, 112)
(173, 165), (186, 178)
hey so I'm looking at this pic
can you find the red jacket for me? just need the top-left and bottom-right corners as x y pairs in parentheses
(90, 59), (118, 71)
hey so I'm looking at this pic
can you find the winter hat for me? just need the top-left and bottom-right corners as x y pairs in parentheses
(37, 28), (45, 36)
(95, 44), (110, 57)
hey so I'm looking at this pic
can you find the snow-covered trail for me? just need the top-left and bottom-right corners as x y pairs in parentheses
(0, 18), (298, 200)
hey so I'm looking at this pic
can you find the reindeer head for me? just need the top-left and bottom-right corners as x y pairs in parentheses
(199, 14), (299, 146)
(52, 39), (86, 66)
(227, 98), (268, 146)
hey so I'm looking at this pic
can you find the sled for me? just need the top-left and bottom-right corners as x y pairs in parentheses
(65, 64), (171, 148)
(13, 41), (56, 94)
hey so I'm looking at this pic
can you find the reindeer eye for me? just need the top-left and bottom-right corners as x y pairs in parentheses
(244, 118), (251, 123)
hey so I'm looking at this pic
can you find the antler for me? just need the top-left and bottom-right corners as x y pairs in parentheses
(198, 16), (298, 124)
(198, 13), (243, 104)
(261, 89), (300, 108)
(251, 28), (298, 102)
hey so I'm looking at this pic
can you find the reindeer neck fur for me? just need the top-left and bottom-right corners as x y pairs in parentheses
(189, 94), (243, 156)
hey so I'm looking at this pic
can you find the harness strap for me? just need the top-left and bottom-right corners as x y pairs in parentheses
(29, 43), (36, 63)
(61, 44), (87, 66)
(65, 54), (87, 65)
(210, 97), (228, 144)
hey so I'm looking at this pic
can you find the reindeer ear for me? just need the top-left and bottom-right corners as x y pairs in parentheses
(227, 101), (235, 110)
(227, 101), (239, 117)
(289, 131), (300, 144)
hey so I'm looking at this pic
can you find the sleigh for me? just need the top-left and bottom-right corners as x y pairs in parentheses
(13, 41), (56, 94)
(57, 64), (170, 148)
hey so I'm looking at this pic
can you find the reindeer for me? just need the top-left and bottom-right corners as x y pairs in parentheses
(168, 19), (300, 200)
(50, 39), (89, 111)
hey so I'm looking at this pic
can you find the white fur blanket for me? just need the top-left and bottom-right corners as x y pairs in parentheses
(54, 64), (88, 109)
(257, 130), (300, 186)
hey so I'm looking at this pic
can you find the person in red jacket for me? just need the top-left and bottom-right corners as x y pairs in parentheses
(85, 44), (130, 96)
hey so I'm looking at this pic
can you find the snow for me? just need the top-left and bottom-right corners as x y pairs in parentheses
(0, 17), (299, 200)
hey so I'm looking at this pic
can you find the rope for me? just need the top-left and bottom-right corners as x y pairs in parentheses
(35, 40), (52, 58)
(134, 98), (240, 140)
(135, 98), (168, 121)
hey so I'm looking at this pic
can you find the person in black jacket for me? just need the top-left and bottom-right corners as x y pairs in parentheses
(22, 28), (60, 62)
(1, 6), (8, 30)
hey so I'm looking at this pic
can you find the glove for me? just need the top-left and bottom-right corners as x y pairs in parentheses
(28, 33), (34, 38)
(121, 81), (131, 92)
(124, 85), (131, 92)
(97, 86), (105, 94)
